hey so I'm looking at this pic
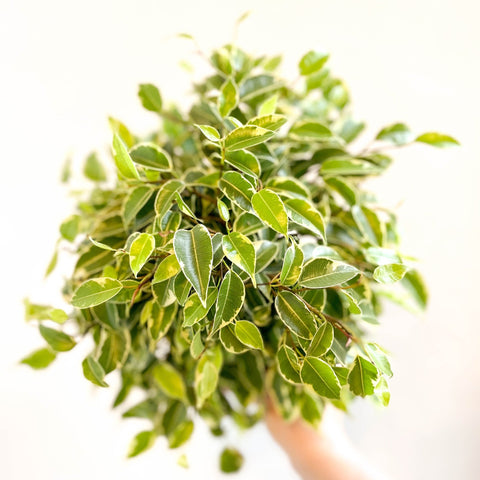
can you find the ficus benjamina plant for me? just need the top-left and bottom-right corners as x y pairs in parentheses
(21, 36), (459, 473)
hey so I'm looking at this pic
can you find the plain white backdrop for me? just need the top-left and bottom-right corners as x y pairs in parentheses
(1, 0), (479, 479)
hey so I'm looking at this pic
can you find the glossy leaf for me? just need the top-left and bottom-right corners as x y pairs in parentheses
(285, 198), (325, 239)
(275, 291), (317, 339)
(252, 189), (288, 235)
(299, 258), (359, 288)
(276, 344), (301, 384)
(224, 126), (275, 152)
(218, 171), (255, 211)
(280, 242), (304, 285)
(307, 321), (334, 357)
(174, 225), (213, 307)
(154, 179), (185, 221)
(112, 133), (140, 180)
(153, 254), (181, 284)
(235, 320), (264, 350)
(225, 149), (260, 177)
(71, 278), (123, 308)
(129, 233), (155, 277)
(222, 233), (256, 285)
(129, 143), (172, 171)
(212, 270), (245, 333)
(347, 355), (378, 397)
(301, 356), (340, 399)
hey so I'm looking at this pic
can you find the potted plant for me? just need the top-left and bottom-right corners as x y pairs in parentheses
(21, 38), (458, 473)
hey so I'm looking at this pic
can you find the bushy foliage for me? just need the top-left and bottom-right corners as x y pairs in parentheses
(22, 39), (458, 471)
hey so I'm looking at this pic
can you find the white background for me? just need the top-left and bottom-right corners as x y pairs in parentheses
(1, 0), (479, 479)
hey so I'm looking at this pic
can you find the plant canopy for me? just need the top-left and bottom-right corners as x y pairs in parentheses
(22, 35), (458, 473)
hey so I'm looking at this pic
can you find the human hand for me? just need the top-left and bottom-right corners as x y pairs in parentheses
(265, 399), (388, 480)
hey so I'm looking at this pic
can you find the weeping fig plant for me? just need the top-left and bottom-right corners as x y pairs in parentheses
(22, 38), (458, 473)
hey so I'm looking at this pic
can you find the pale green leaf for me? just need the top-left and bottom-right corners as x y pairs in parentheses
(153, 362), (186, 400)
(299, 258), (359, 288)
(195, 124), (221, 142)
(307, 321), (334, 357)
(112, 133), (140, 180)
(138, 83), (162, 113)
(129, 233), (155, 277)
(285, 198), (325, 239)
(83, 153), (106, 182)
(373, 263), (409, 283)
(218, 78), (239, 117)
(71, 278), (123, 308)
(154, 179), (185, 221)
(247, 114), (287, 131)
(20, 348), (56, 370)
(222, 232), (256, 285)
(224, 149), (261, 177)
(415, 132), (460, 148)
(153, 255), (181, 284)
(82, 355), (108, 387)
(127, 431), (156, 458)
(212, 270), (245, 333)
(276, 344), (301, 384)
(299, 51), (329, 75)
(234, 320), (264, 350)
(252, 189), (288, 235)
(280, 242), (304, 286)
(224, 126), (275, 152)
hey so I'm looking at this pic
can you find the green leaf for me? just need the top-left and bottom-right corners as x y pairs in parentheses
(222, 232), (256, 285)
(376, 123), (413, 145)
(153, 254), (181, 284)
(220, 448), (244, 473)
(183, 286), (217, 327)
(190, 330), (204, 359)
(224, 149), (261, 177)
(252, 189), (288, 235)
(290, 121), (333, 140)
(194, 124), (221, 142)
(112, 133), (140, 180)
(82, 355), (108, 387)
(217, 199), (230, 222)
(224, 126), (275, 152)
(83, 153), (106, 182)
(60, 215), (80, 242)
(44, 248), (58, 278)
(71, 278), (123, 308)
(254, 240), (278, 273)
(98, 330), (129, 374)
(347, 355), (379, 397)
(138, 83), (162, 113)
(402, 269), (428, 310)
(149, 301), (177, 340)
(129, 143), (172, 171)
(307, 321), (334, 357)
(275, 291), (317, 339)
(375, 376), (391, 406)
(247, 114), (287, 131)
(108, 116), (135, 148)
(127, 430), (156, 458)
(373, 263), (409, 284)
(299, 258), (359, 288)
(195, 359), (219, 407)
(174, 225), (213, 308)
(299, 50), (329, 75)
(351, 205), (383, 245)
(280, 242), (304, 285)
(212, 270), (245, 333)
(129, 233), (155, 277)
(39, 325), (76, 352)
(218, 171), (255, 211)
(218, 78), (239, 117)
(321, 157), (384, 176)
(276, 344), (301, 384)
(20, 348), (56, 370)
(258, 94), (278, 115)
(123, 186), (153, 226)
(153, 362), (186, 401)
(219, 324), (248, 354)
(285, 198), (325, 239)
(365, 343), (393, 377)
(301, 356), (340, 399)
(154, 179), (185, 221)
(168, 420), (194, 449)
(415, 132), (460, 148)
(235, 320), (264, 350)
